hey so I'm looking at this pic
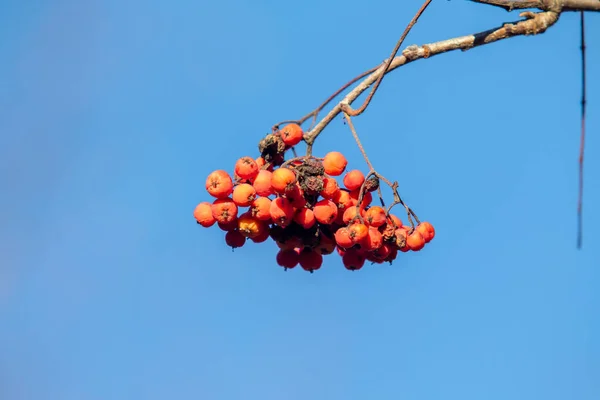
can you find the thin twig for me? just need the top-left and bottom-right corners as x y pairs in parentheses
(469, 0), (543, 11)
(340, 0), (433, 117)
(302, 67), (379, 129)
(577, 10), (586, 249)
(343, 113), (420, 230)
(305, 10), (561, 145)
(342, 113), (374, 171)
(272, 67), (379, 133)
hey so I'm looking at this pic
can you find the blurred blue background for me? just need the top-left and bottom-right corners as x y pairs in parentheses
(1, 1), (599, 399)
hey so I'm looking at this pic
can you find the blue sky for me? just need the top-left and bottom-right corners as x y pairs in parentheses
(1, 0), (599, 399)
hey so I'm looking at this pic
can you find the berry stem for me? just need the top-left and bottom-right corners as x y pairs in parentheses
(343, 112), (420, 231)
(343, 113), (374, 171)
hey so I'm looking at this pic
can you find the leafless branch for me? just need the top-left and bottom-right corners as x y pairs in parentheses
(563, 0), (600, 11)
(469, 0), (544, 11)
(577, 10), (587, 249)
(271, 0), (597, 248)
(471, 0), (600, 12)
(304, 10), (563, 145)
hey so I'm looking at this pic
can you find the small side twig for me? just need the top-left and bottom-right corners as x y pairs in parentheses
(342, 113), (374, 171)
(272, 67), (379, 133)
(577, 10), (586, 249)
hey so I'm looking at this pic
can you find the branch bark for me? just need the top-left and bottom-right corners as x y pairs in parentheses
(471, 0), (600, 12)
(302, 0), (598, 145)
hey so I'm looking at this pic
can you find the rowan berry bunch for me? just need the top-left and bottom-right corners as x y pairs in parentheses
(193, 123), (435, 273)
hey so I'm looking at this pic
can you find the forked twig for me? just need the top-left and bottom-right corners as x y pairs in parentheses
(340, 0), (433, 118)
(272, 67), (379, 132)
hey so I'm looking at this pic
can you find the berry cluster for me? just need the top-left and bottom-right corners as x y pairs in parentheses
(193, 123), (435, 272)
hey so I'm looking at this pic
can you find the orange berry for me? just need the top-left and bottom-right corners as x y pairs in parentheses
(334, 206), (346, 225)
(334, 227), (353, 248)
(387, 214), (403, 228)
(253, 170), (274, 197)
(271, 167), (297, 194)
(211, 198), (238, 224)
(225, 230), (245, 249)
(348, 223), (369, 244)
(233, 171), (247, 184)
(250, 225), (270, 243)
(313, 199), (338, 225)
(237, 215), (263, 238)
(250, 197), (272, 221)
(365, 206), (387, 227)
(234, 157), (259, 180)
(343, 170), (365, 191)
(369, 243), (392, 263)
(205, 170), (234, 199)
(323, 151), (347, 176)
(255, 157), (266, 169)
(298, 249), (323, 272)
(333, 189), (353, 209)
(276, 248), (300, 269)
(193, 202), (216, 227)
(232, 183), (256, 207)
(342, 248), (366, 271)
(406, 230), (425, 251)
(342, 206), (363, 224)
(416, 222), (435, 243)
(320, 177), (340, 199)
(270, 197), (295, 227)
(280, 123), (304, 147)
(285, 184), (307, 209)
(361, 227), (383, 251)
(349, 189), (372, 209)
(294, 208), (316, 229)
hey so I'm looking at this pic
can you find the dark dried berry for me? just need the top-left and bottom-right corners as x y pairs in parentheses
(258, 133), (286, 162)
(365, 176), (380, 192)
(394, 230), (407, 249)
(380, 224), (397, 242)
(302, 158), (325, 176)
(301, 175), (324, 195)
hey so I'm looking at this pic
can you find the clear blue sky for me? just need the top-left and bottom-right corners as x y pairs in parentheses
(1, 1), (599, 399)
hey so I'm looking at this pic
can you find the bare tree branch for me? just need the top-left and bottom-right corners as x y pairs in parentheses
(304, 10), (562, 145)
(267, 0), (597, 251)
(469, 0), (543, 11)
(563, 0), (600, 11)
(471, 0), (600, 12)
